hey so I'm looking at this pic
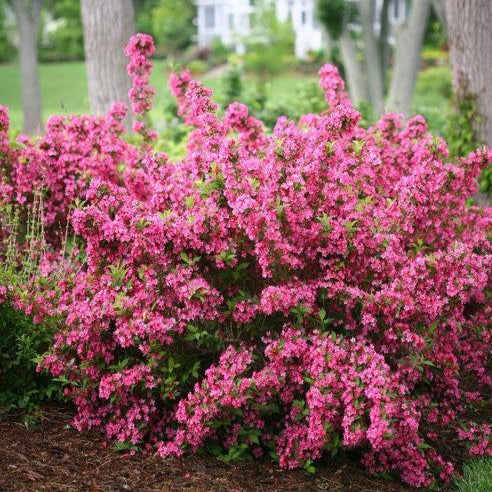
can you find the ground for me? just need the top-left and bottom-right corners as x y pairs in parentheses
(0, 407), (410, 492)
(0, 61), (451, 133)
(0, 61), (314, 130)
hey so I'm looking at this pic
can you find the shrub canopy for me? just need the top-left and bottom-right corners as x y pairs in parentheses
(0, 34), (491, 488)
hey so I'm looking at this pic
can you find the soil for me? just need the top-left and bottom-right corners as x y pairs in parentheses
(0, 407), (411, 492)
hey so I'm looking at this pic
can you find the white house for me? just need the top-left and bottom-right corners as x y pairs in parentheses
(195, 0), (256, 55)
(276, 0), (325, 59)
(348, 0), (408, 36)
(195, 0), (325, 58)
(195, 0), (408, 59)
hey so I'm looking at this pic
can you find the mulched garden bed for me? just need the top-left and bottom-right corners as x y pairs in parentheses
(0, 407), (410, 492)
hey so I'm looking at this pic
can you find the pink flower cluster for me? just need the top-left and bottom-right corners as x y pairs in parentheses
(0, 106), (14, 203)
(125, 33), (157, 142)
(0, 103), (130, 242)
(1, 35), (491, 488)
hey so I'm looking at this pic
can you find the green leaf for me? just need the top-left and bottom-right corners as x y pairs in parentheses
(184, 195), (195, 209)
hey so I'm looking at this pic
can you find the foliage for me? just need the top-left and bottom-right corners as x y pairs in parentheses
(442, 91), (492, 195)
(423, 8), (447, 50)
(39, 0), (84, 62)
(151, 0), (195, 55)
(454, 457), (492, 492)
(208, 37), (232, 68)
(244, 1), (296, 78)
(446, 94), (481, 160)
(221, 65), (326, 129)
(253, 79), (326, 128)
(0, 200), (62, 411)
(0, 0), (14, 63)
(316, 0), (348, 39)
(0, 61), (451, 133)
(187, 59), (208, 76)
(0, 302), (61, 411)
(421, 47), (449, 67)
(0, 35), (491, 489)
(222, 63), (243, 107)
(134, 0), (159, 40)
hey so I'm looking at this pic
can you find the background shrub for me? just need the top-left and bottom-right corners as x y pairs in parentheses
(0, 202), (63, 412)
(38, 0), (84, 62)
(0, 2), (14, 63)
(0, 302), (61, 411)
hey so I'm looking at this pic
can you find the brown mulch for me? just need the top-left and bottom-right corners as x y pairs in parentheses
(0, 407), (411, 492)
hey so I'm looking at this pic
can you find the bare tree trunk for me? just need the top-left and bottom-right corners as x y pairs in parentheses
(386, 0), (431, 115)
(360, 0), (384, 115)
(447, 0), (492, 147)
(339, 27), (368, 105)
(11, 0), (42, 135)
(80, 0), (134, 128)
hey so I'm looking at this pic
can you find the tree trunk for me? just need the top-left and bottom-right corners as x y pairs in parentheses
(447, 0), (492, 147)
(11, 0), (42, 135)
(379, 0), (390, 89)
(360, 0), (384, 115)
(339, 27), (368, 105)
(80, 0), (134, 127)
(386, 0), (431, 115)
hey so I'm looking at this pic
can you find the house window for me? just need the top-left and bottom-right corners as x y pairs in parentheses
(204, 6), (215, 29)
(393, 0), (400, 20)
(249, 0), (256, 6)
(241, 13), (249, 29)
(301, 10), (307, 25)
(228, 13), (234, 29)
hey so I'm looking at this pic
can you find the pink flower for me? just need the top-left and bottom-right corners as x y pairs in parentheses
(1, 37), (490, 489)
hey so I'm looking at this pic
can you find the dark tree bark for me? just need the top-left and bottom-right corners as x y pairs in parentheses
(10, 0), (42, 135)
(447, 0), (492, 147)
(80, 0), (134, 127)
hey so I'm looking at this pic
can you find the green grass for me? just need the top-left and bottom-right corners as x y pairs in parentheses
(0, 61), (88, 129)
(0, 60), (315, 129)
(454, 457), (492, 492)
(0, 60), (174, 130)
(413, 65), (452, 110)
(411, 65), (452, 135)
(202, 72), (317, 103)
(0, 60), (451, 132)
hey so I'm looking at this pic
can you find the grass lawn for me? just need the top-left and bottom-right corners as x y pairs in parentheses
(0, 60), (451, 133)
(0, 60), (173, 129)
(0, 61), (88, 129)
(454, 457), (492, 492)
(411, 65), (452, 135)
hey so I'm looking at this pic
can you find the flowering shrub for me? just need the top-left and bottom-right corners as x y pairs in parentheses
(0, 301), (62, 411)
(0, 103), (129, 245)
(0, 197), (65, 411)
(1, 34), (491, 488)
